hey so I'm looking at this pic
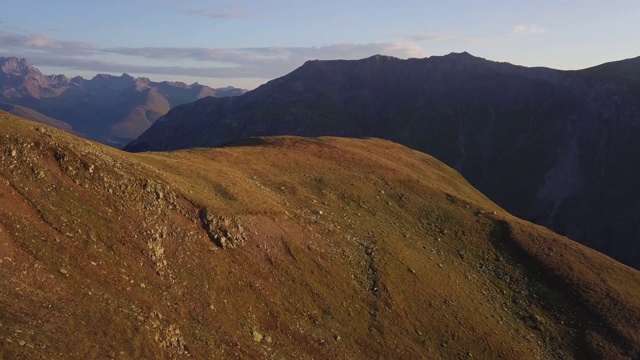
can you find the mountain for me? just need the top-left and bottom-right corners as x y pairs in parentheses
(0, 57), (247, 147)
(126, 52), (640, 270)
(1, 112), (639, 359)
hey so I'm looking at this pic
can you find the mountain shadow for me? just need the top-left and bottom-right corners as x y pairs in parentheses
(125, 52), (640, 270)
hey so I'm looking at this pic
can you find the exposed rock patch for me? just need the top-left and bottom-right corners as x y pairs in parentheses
(149, 311), (189, 356)
(199, 207), (247, 249)
(148, 227), (168, 276)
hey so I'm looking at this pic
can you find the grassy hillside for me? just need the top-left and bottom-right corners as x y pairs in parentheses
(0, 102), (73, 133)
(0, 111), (638, 359)
(124, 54), (640, 271)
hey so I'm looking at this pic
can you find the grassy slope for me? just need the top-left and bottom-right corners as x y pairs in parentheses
(0, 102), (73, 133)
(0, 111), (638, 359)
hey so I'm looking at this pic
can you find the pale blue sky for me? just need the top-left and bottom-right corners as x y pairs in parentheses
(1, 0), (639, 89)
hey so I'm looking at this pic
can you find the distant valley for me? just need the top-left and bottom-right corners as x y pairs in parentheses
(0, 57), (246, 148)
(127, 52), (640, 270)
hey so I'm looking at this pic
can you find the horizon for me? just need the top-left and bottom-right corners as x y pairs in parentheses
(1, 0), (639, 90)
(3, 51), (638, 91)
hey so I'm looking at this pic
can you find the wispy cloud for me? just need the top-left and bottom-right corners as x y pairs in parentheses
(179, 8), (253, 19)
(403, 32), (457, 42)
(512, 25), (547, 35)
(175, 1), (257, 20)
(20, 54), (254, 78)
(398, 31), (501, 48)
(102, 42), (429, 77)
(0, 30), (429, 81)
(456, 36), (506, 47)
(0, 30), (94, 55)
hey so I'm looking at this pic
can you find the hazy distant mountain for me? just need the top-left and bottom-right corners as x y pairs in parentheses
(2, 112), (639, 358)
(126, 52), (640, 269)
(0, 57), (247, 147)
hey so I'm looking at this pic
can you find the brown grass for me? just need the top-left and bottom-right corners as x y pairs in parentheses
(0, 111), (638, 359)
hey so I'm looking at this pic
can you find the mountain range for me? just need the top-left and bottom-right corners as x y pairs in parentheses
(125, 52), (640, 270)
(1, 112), (639, 358)
(0, 57), (246, 147)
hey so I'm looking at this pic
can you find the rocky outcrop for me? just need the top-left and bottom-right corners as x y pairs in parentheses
(199, 208), (247, 249)
(126, 52), (640, 269)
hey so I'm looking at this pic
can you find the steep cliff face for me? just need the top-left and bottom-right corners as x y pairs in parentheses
(126, 53), (640, 269)
(0, 57), (247, 147)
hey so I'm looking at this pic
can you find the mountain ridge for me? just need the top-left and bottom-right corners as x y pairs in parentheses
(125, 52), (640, 270)
(0, 56), (247, 147)
(1, 112), (639, 359)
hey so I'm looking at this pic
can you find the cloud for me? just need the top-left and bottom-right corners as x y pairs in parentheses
(0, 30), (429, 82)
(0, 30), (94, 55)
(512, 25), (547, 35)
(102, 42), (429, 78)
(179, 8), (252, 19)
(401, 30), (522, 48)
(456, 37), (506, 47)
(403, 32), (457, 42)
(23, 54), (256, 78)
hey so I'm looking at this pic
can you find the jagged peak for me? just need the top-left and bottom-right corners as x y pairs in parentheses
(0, 56), (32, 66)
(133, 77), (152, 90)
(90, 73), (136, 84)
(0, 56), (40, 76)
(134, 77), (151, 85)
(160, 80), (190, 89)
(44, 73), (71, 86)
(47, 73), (69, 80)
(92, 73), (114, 80)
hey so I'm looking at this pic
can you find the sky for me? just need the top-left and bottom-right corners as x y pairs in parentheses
(1, 0), (639, 89)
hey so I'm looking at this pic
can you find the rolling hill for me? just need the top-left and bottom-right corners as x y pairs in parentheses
(1, 111), (639, 359)
(125, 52), (640, 270)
